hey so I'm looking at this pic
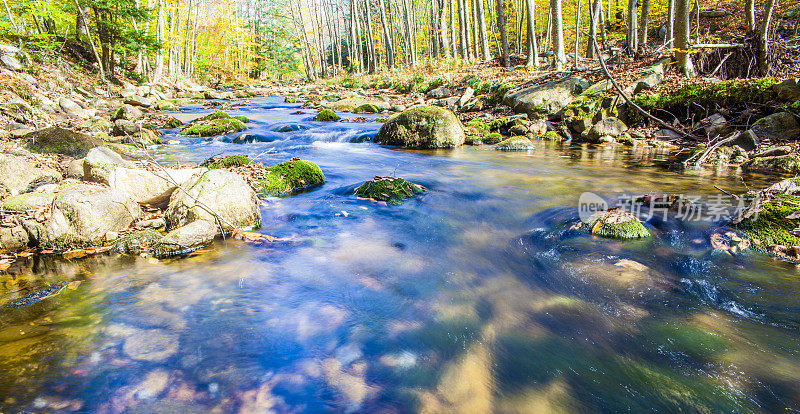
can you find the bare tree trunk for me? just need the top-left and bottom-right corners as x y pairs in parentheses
(497, 0), (510, 65)
(525, 0), (538, 66)
(757, 0), (775, 75)
(627, 0), (637, 53)
(637, 0), (649, 51)
(476, 0), (490, 60)
(666, 0), (674, 47)
(154, 0), (165, 81)
(449, 0), (457, 57)
(378, 0), (395, 67)
(745, 0), (755, 32)
(574, 0), (582, 67)
(550, 0), (565, 69)
(457, 0), (468, 59)
(675, 0), (694, 75)
(586, 0), (600, 57)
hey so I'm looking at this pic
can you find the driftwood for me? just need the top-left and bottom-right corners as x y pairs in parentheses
(690, 43), (746, 49)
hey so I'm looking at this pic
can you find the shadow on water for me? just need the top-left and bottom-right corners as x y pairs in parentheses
(2, 97), (800, 412)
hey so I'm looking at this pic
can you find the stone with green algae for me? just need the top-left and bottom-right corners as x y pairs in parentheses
(581, 209), (650, 239)
(313, 109), (341, 122)
(355, 176), (425, 204)
(255, 159), (325, 196)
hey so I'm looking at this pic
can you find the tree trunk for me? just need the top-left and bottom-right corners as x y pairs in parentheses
(637, 0), (649, 51)
(586, 0), (601, 57)
(667, 0), (674, 46)
(745, 0), (755, 32)
(675, 0), (694, 75)
(497, 0), (510, 65)
(378, 0), (395, 67)
(627, 0), (637, 53)
(476, 0), (490, 60)
(550, 0), (565, 69)
(574, 0), (582, 67)
(154, 0), (164, 81)
(757, 0), (775, 75)
(525, 0), (538, 66)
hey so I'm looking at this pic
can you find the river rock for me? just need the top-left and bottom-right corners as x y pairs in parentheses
(122, 329), (179, 362)
(375, 106), (465, 148)
(751, 112), (800, 141)
(124, 95), (153, 108)
(743, 154), (800, 174)
(58, 97), (91, 118)
(3, 192), (55, 211)
(325, 96), (391, 112)
(503, 76), (590, 119)
(493, 136), (536, 151)
(586, 117), (628, 142)
(153, 100), (177, 111)
(24, 126), (102, 157)
(0, 153), (62, 194)
(24, 182), (141, 249)
(581, 209), (650, 239)
(101, 166), (204, 208)
(459, 87), (475, 107)
(112, 104), (144, 121)
(0, 225), (29, 251)
(773, 78), (800, 101)
(427, 87), (453, 99)
(113, 119), (140, 136)
(83, 147), (133, 181)
(165, 169), (261, 239)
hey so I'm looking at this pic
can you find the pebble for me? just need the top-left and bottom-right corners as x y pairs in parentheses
(122, 329), (179, 362)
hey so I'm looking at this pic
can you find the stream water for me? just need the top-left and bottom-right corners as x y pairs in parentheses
(2, 97), (800, 412)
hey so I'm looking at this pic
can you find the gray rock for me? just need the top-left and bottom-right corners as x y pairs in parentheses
(427, 87), (453, 99)
(503, 76), (590, 119)
(161, 220), (218, 251)
(0, 54), (23, 71)
(113, 119), (140, 136)
(66, 158), (85, 179)
(773, 78), (800, 101)
(459, 87), (475, 107)
(728, 129), (758, 151)
(493, 136), (536, 151)
(0, 224), (29, 251)
(587, 117), (628, 142)
(752, 145), (792, 158)
(701, 113), (730, 138)
(99, 165), (204, 209)
(375, 106), (466, 148)
(752, 112), (800, 141)
(436, 97), (460, 107)
(34, 93), (58, 113)
(204, 90), (223, 100)
(125, 95), (153, 108)
(24, 126), (102, 157)
(112, 104), (144, 121)
(0, 153), (62, 195)
(58, 97), (91, 118)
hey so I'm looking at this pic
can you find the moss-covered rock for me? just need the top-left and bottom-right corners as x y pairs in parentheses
(153, 100), (177, 111)
(164, 117), (183, 129)
(255, 159), (325, 196)
(742, 154), (800, 174)
(353, 103), (381, 114)
(736, 192), (800, 249)
(206, 155), (253, 169)
(24, 127), (103, 157)
(355, 176), (425, 204)
(493, 136), (536, 151)
(112, 229), (164, 255)
(2, 192), (55, 211)
(180, 118), (247, 137)
(483, 132), (503, 144)
(376, 106), (465, 148)
(233, 115), (250, 123)
(581, 209), (650, 239)
(314, 109), (341, 121)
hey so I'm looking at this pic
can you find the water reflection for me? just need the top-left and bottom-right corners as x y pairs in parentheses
(1, 97), (799, 412)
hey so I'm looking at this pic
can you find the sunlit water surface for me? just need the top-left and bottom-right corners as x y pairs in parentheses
(2, 97), (800, 412)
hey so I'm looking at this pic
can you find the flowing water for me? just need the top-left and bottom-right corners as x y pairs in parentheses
(2, 97), (800, 412)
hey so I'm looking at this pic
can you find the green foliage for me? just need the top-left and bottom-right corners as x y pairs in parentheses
(255, 159), (325, 196)
(355, 177), (425, 204)
(207, 155), (253, 169)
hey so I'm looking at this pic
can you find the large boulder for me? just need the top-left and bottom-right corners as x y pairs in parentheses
(23, 182), (141, 249)
(325, 96), (391, 112)
(586, 117), (628, 142)
(112, 104), (144, 121)
(58, 97), (92, 118)
(24, 126), (103, 157)
(503, 76), (590, 119)
(375, 106), (465, 149)
(124, 95), (153, 108)
(0, 153), (62, 194)
(112, 119), (140, 136)
(427, 87), (453, 99)
(773, 78), (800, 101)
(164, 170), (261, 248)
(255, 159), (325, 196)
(751, 112), (800, 142)
(0, 225), (29, 252)
(743, 154), (800, 174)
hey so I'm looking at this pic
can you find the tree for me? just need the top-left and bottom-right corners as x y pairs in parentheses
(637, 0), (650, 52)
(674, 0), (694, 75)
(525, 0), (538, 66)
(757, 0), (776, 75)
(476, 0), (490, 60)
(497, 0), (510, 66)
(550, 0), (565, 69)
(586, 0), (601, 58)
(627, 0), (637, 53)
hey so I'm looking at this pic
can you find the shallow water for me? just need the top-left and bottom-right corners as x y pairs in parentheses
(2, 97), (800, 412)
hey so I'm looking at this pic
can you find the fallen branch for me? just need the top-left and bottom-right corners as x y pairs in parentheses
(590, 36), (701, 141)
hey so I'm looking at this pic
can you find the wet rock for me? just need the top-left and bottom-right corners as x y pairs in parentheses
(204, 90), (223, 100)
(727, 129), (758, 151)
(165, 169), (261, 235)
(122, 329), (179, 362)
(773, 78), (800, 101)
(436, 345), (492, 412)
(314, 109), (340, 121)
(355, 176), (425, 204)
(153, 100), (177, 111)
(376, 106), (465, 148)
(112, 104), (144, 121)
(504, 76), (590, 119)
(752, 145), (792, 158)
(158, 220), (218, 255)
(24, 126), (102, 157)
(325, 96), (391, 112)
(353, 103), (381, 114)
(322, 358), (373, 412)
(493, 136), (536, 151)
(743, 154), (800, 174)
(124, 95), (153, 108)
(751, 112), (800, 142)
(581, 209), (650, 239)
(25, 182), (141, 249)
(112, 119), (140, 136)
(586, 117), (628, 142)
(0, 153), (62, 194)
(701, 113), (730, 138)
(255, 159), (325, 196)
(95, 165), (204, 208)
(180, 112), (247, 137)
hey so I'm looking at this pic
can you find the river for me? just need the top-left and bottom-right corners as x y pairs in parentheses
(1, 97), (799, 412)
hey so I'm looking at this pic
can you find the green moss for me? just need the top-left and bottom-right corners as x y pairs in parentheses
(255, 159), (325, 196)
(489, 82), (515, 104)
(644, 322), (729, 361)
(493, 136), (535, 151)
(581, 210), (650, 239)
(737, 194), (800, 248)
(153, 100), (177, 110)
(313, 109), (341, 121)
(424, 78), (447, 93)
(180, 118), (247, 137)
(542, 130), (562, 140)
(205, 110), (231, 120)
(744, 154), (800, 174)
(24, 126), (102, 158)
(355, 177), (425, 204)
(206, 155), (253, 169)
(353, 103), (381, 114)
(483, 132), (504, 144)
(192, 93), (206, 100)
(233, 115), (250, 123)
(164, 117), (183, 129)
(2, 192), (54, 211)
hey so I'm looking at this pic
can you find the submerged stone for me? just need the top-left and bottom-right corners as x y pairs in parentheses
(255, 159), (325, 196)
(581, 209), (650, 239)
(355, 176), (425, 204)
(122, 329), (179, 362)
